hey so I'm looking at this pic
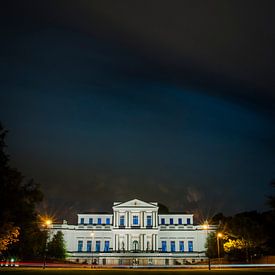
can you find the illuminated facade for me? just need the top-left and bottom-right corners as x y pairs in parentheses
(51, 199), (215, 265)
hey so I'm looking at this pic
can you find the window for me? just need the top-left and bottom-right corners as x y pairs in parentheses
(77, 240), (83, 252)
(96, 241), (100, 252)
(89, 218), (93, 225)
(170, 241), (175, 252)
(161, 241), (167, 252)
(97, 218), (102, 225)
(104, 240), (110, 252)
(120, 215), (125, 226)
(106, 218), (110, 225)
(133, 215), (139, 225)
(179, 241), (184, 252)
(87, 241), (92, 252)
(161, 218), (165, 225)
(147, 216), (152, 226)
(187, 218), (191, 225)
(188, 240), (193, 252)
(80, 218), (84, 224)
(178, 218), (182, 225)
(170, 218), (173, 225)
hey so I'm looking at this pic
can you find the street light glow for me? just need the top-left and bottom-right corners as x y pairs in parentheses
(45, 219), (52, 226)
(202, 221), (209, 230)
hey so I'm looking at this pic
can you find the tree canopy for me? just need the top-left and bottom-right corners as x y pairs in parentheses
(0, 123), (44, 259)
(47, 231), (67, 260)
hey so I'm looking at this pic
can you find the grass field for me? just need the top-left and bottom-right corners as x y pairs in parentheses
(0, 268), (275, 275)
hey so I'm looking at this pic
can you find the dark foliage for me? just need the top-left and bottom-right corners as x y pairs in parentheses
(0, 123), (44, 260)
(47, 231), (66, 260)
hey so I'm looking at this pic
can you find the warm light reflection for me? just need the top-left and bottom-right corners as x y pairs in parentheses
(45, 219), (52, 226)
(202, 221), (209, 230)
(40, 215), (54, 228)
(217, 232), (223, 238)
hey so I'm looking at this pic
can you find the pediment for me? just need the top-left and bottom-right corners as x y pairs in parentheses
(113, 199), (158, 209)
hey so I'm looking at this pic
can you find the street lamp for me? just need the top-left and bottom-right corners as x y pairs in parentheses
(217, 232), (223, 267)
(42, 219), (52, 269)
(90, 232), (95, 268)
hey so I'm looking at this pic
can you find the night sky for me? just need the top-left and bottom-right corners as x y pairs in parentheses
(1, 1), (274, 222)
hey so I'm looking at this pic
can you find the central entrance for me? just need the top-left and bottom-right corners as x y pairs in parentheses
(132, 240), (139, 252)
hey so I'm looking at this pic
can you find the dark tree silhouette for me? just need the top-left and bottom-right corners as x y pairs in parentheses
(47, 231), (67, 260)
(0, 123), (44, 260)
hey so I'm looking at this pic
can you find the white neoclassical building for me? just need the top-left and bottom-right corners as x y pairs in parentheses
(51, 199), (215, 266)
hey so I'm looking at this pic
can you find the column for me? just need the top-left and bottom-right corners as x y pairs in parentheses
(129, 234), (132, 251)
(114, 234), (117, 251)
(126, 234), (129, 251)
(153, 212), (157, 227)
(144, 212), (146, 227)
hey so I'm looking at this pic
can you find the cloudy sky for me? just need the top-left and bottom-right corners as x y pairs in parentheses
(1, 1), (274, 222)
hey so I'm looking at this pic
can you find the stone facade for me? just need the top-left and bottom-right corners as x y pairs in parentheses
(51, 199), (215, 266)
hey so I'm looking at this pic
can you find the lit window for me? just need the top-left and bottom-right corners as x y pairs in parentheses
(188, 241), (193, 252)
(106, 218), (110, 225)
(147, 216), (152, 226)
(89, 218), (93, 225)
(179, 241), (184, 252)
(187, 218), (191, 225)
(104, 241), (110, 252)
(170, 218), (173, 225)
(120, 216), (125, 226)
(161, 218), (165, 225)
(133, 215), (139, 225)
(87, 241), (92, 252)
(171, 241), (175, 252)
(98, 218), (102, 225)
(178, 218), (182, 225)
(78, 240), (83, 252)
(80, 218), (84, 224)
(96, 241), (100, 252)
(162, 241), (167, 252)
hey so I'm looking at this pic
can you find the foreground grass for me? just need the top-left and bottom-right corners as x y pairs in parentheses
(0, 268), (275, 275)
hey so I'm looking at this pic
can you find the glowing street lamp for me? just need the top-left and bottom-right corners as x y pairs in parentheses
(42, 218), (52, 269)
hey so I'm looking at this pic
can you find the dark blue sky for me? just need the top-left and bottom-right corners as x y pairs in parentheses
(1, 1), (274, 221)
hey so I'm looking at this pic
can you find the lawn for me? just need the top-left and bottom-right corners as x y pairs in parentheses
(0, 268), (275, 275)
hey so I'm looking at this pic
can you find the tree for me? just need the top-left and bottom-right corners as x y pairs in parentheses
(267, 180), (275, 210)
(205, 232), (218, 258)
(212, 211), (268, 261)
(47, 231), (66, 260)
(0, 224), (20, 255)
(0, 123), (44, 259)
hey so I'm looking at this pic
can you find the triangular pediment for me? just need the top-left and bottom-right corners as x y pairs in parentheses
(113, 199), (158, 209)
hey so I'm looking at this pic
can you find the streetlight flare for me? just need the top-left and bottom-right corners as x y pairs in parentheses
(45, 219), (52, 226)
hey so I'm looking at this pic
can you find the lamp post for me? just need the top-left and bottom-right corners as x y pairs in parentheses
(202, 221), (210, 270)
(90, 232), (94, 268)
(43, 219), (52, 269)
(217, 232), (223, 267)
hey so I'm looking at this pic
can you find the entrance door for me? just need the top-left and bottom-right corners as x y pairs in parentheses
(133, 240), (139, 252)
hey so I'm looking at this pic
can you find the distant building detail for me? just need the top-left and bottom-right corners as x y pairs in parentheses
(51, 199), (215, 266)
